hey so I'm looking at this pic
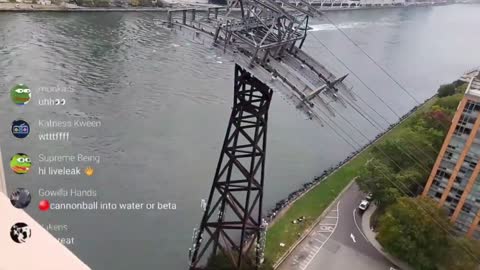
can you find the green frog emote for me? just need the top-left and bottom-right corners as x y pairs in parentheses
(10, 84), (31, 105)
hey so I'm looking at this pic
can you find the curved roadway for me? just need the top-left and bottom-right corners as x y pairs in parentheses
(277, 183), (399, 270)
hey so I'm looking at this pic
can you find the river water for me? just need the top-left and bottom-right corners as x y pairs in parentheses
(0, 4), (479, 269)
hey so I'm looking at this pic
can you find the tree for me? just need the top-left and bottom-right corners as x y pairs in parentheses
(433, 94), (463, 113)
(377, 197), (453, 270)
(357, 159), (424, 208)
(357, 159), (402, 207)
(441, 237), (480, 270)
(394, 169), (424, 195)
(423, 106), (453, 131)
(437, 84), (456, 97)
(371, 128), (437, 174)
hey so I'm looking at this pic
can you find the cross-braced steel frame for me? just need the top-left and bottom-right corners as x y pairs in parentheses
(189, 64), (273, 270)
(165, 2), (354, 269)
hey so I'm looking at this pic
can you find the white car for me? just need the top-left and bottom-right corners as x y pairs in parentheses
(358, 200), (370, 211)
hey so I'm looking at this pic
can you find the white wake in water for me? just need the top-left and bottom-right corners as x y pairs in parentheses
(309, 21), (399, 32)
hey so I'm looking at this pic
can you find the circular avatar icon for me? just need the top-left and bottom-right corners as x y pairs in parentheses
(10, 188), (32, 209)
(11, 120), (30, 139)
(10, 153), (32, 175)
(10, 222), (31, 243)
(10, 84), (31, 105)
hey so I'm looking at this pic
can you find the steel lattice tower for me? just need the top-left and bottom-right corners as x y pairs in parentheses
(163, 2), (355, 269)
(190, 65), (272, 269)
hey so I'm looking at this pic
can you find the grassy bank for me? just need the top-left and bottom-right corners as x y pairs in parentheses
(265, 97), (438, 264)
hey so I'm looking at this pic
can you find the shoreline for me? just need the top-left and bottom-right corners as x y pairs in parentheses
(265, 94), (435, 228)
(263, 94), (437, 264)
(0, 2), (455, 12)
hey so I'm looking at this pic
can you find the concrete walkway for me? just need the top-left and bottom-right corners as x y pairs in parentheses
(361, 205), (413, 270)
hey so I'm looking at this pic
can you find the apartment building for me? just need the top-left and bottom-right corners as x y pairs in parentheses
(423, 69), (480, 240)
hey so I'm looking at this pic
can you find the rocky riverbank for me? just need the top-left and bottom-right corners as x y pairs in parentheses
(0, 1), (213, 11)
(0, 1), (454, 12)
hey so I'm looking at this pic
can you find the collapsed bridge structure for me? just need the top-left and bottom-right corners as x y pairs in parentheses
(161, 2), (355, 269)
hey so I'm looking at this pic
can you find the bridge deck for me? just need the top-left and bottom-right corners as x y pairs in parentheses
(164, 11), (354, 121)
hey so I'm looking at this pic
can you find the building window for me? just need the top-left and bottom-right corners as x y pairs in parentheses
(463, 101), (480, 113)
(454, 125), (472, 136)
(436, 169), (452, 180)
(464, 155), (477, 169)
(463, 203), (473, 213)
(468, 161), (477, 169)
(459, 114), (476, 126)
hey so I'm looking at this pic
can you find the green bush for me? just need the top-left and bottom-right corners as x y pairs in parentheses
(93, 0), (110, 7)
(437, 83), (456, 97)
(433, 94), (463, 112)
(76, 0), (110, 7)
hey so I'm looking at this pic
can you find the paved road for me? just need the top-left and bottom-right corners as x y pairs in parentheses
(278, 183), (398, 270)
